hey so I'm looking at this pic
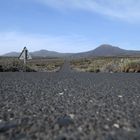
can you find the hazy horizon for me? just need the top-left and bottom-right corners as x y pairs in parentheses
(0, 0), (140, 55)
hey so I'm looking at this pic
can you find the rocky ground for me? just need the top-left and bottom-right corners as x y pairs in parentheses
(0, 62), (140, 140)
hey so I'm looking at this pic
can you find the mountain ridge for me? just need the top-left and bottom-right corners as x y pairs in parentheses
(2, 44), (140, 58)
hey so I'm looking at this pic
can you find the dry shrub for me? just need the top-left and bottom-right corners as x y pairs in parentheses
(0, 58), (64, 72)
(120, 59), (140, 72)
(71, 57), (140, 73)
(101, 62), (119, 73)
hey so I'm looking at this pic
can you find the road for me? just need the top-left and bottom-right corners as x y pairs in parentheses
(0, 62), (140, 140)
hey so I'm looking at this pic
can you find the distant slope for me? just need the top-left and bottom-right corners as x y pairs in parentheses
(3, 52), (20, 57)
(31, 50), (73, 57)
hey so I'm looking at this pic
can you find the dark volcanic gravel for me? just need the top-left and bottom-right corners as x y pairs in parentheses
(0, 62), (140, 140)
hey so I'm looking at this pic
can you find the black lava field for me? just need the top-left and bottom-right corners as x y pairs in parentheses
(0, 63), (140, 140)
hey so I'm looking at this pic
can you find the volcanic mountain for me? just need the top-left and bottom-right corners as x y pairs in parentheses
(72, 44), (140, 58)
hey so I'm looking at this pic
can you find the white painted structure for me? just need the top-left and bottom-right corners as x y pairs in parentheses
(19, 47), (32, 64)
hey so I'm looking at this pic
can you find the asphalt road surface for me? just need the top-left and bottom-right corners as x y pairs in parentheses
(0, 62), (140, 140)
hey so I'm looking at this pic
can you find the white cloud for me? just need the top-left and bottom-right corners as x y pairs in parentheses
(35, 0), (140, 22)
(0, 32), (97, 55)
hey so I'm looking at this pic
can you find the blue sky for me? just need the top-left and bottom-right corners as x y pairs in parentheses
(0, 0), (140, 54)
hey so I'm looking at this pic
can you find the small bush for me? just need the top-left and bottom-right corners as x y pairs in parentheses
(120, 59), (140, 73)
(101, 63), (119, 73)
(0, 65), (3, 72)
